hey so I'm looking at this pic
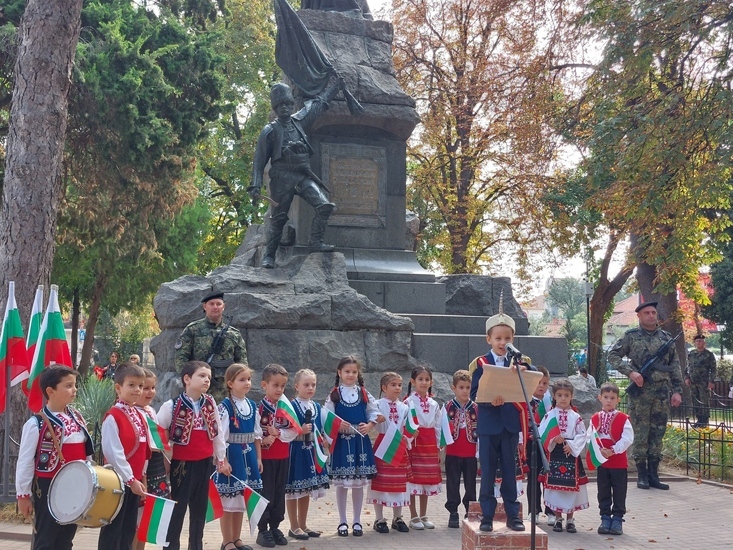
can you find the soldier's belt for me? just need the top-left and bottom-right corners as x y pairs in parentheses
(209, 359), (234, 372)
(228, 433), (256, 444)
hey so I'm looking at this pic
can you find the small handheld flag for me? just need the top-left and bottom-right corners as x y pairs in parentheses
(137, 494), (175, 546)
(374, 421), (407, 465)
(275, 395), (303, 435)
(145, 415), (171, 452)
(537, 391), (552, 419)
(585, 427), (608, 471)
(438, 407), (455, 447)
(244, 484), (269, 536)
(313, 425), (328, 473)
(539, 414), (561, 452)
(404, 400), (419, 437)
(206, 478), (224, 522)
(320, 407), (344, 443)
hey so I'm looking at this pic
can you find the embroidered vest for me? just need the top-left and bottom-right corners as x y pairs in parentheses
(445, 399), (478, 443)
(169, 394), (219, 446)
(34, 407), (92, 476)
(259, 400), (290, 460)
(106, 406), (151, 479)
(591, 411), (629, 469)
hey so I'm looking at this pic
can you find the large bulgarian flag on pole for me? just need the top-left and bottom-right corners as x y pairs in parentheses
(0, 282), (29, 414)
(27, 285), (72, 412)
(539, 413), (561, 452)
(18, 286), (44, 396)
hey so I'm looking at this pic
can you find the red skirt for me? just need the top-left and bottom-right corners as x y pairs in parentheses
(371, 433), (410, 493)
(407, 427), (442, 485)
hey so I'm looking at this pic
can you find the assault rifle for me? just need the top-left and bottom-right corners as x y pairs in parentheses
(626, 331), (683, 398)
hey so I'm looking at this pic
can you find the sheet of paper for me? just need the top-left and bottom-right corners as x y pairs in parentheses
(474, 362), (544, 403)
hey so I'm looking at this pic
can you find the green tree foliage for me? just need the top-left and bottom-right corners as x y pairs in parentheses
(547, 0), (733, 372)
(547, 277), (588, 348)
(392, 0), (574, 275)
(194, 0), (278, 272)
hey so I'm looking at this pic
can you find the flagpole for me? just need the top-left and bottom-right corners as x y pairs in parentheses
(2, 282), (13, 502)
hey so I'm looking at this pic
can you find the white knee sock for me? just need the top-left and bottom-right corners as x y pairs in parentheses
(351, 487), (364, 524)
(393, 506), (403, 520)
(374, 503), (384, 521)
(336, 487), (348, 524)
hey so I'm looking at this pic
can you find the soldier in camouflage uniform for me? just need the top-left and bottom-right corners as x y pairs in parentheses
(607, 301), (683, 491)
(685, 334), (716, 428)
(174, 291), (247, 399)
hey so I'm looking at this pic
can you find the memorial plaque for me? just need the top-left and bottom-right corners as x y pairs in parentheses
(322, 144), (386, 227)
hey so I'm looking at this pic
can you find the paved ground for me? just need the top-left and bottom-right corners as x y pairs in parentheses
(0, 477), (731, 549)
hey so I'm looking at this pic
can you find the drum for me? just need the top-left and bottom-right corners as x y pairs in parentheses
(48, 460), (125, 527)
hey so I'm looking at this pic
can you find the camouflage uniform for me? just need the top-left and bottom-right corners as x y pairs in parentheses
(686, 348), (716, 425)
(174, 317), (247, 399)
(608, 327), (683, 463)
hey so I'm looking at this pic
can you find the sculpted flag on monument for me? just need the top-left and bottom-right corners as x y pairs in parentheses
(273, 0), (363, 114)
(0, 282), (29, 414)
(27, 285), (72, 412)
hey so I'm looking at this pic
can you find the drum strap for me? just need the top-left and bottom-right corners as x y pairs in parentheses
(39, 410), (65, 466)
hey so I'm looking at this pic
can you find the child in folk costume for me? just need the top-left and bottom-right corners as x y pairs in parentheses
(325, 356), (381, 537)
(135, 369), (171, 550)
(214, 363), (263, 550)
(369, 372), (411, 534)
(257, 363), (300, 547)
(404, 365), (442, 530)
(443, 370), (478, 529)
(539, 379), (589, 534)
(522, 365), (552, 524)
(16, 366), (94, 550)
(285, 369), (330, 541)
(468, 308), (527, 533)
(99, 363), (151, 550)
(588, 382), (634, 536)
(157, 361), (230, 550)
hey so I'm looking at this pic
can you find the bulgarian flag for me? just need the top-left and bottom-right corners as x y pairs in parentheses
(244, 484), (269, 536)
(320, 407), (344, 443)
(137, 494), (175, 546)
(438, 407), (455, 447)
(537, 391), (552, 419)
(27, 285), (72, 412)
(585, 427), (608, 471)
(20, 286), (44, 396)
(539, 413), (561, 452)
(145, 415), (171, 452)
(206, 478), (224, 522)
(313, 425), (328, 473)
(0, 282), (29, 414)
(274, 395), (302, 435)
(374, 421), (407, 465)
(403, 400), (419, 437)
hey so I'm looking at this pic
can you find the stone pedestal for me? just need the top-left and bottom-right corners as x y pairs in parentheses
(463, 502), (548, 550)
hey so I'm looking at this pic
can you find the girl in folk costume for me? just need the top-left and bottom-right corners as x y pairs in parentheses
(369, 372), (411, 534)
(325, 356), (381, 537)
(214, 364), (263, 550)
(157, 361), (230, 550)
(539, 379), (589, 534)
(285, 369), (330, 540)
(404, 365), (442, 530)
(135, 369), (171, 550)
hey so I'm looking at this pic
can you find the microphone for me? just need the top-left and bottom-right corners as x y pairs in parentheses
(303, 409), (313, 442)
(506, 343), (523, 358)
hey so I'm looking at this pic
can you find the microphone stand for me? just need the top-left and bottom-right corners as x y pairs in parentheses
(508, 350), (550, 550)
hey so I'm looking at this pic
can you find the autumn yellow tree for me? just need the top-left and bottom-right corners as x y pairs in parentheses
(392, 0), (574, 275)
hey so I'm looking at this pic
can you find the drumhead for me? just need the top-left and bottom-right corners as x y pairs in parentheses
(49, 460), (94, 524)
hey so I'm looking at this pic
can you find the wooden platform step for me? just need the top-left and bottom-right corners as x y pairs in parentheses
(462, 501), (548, 550)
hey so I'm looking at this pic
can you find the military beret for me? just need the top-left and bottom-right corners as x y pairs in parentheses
(201, 291), (224, 303)
(635, 301), (658, 313)
(693, 334), (706, 341)
(485, 313), (515, 334)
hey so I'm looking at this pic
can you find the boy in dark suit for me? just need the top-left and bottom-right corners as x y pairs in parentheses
(469, 312), (525, 533)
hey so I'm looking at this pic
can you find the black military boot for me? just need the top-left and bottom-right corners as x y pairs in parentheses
(647, 458), (669, 490)
(309, 204), (335, 252)
(635, 460), (649, 489)
(261, 226), (282, 269)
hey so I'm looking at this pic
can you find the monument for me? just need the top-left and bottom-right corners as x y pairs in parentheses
(150, 3), (567, 405)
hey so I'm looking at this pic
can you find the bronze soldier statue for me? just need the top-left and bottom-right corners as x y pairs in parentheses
(249, 80), (341, 268)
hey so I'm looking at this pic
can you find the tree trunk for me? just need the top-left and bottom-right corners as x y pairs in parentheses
(588, 232), (635, 378)
(79, 272), (107, 376)
(0, 0), (83, 491)
(0, 0), (84, 317)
